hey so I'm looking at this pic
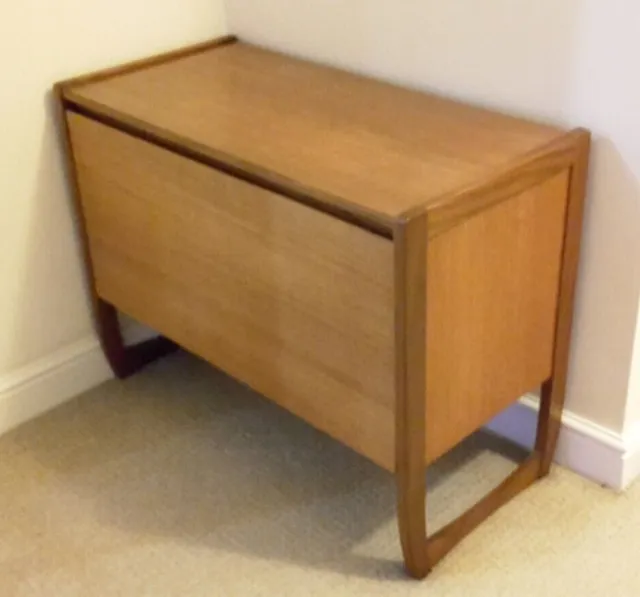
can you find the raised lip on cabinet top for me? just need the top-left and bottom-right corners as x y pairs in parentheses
(57, 34), (586, 238)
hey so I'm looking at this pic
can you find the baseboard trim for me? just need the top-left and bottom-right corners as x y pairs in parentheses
(0, 337), (112, 437)
(621, 422), (640, 490)
(487, 394), (640, 491)
(3, 336), (639, 491)
(0, 322), (156, 438)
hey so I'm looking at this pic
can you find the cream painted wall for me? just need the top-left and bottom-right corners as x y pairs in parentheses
(227, 0), (640, 433)
(0, 2), (227, 374)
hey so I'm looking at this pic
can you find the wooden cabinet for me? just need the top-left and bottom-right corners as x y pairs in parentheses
(56, 35), (590, 579)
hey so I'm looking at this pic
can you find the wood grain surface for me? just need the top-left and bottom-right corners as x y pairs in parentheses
(67, 113), (396, 470)
(59, 37), (591, 580)
(54, 84), (178, 378)
(58, 35), (236, 91)
(394, 213), (430, 578)
(62, 41), (563, 221)
(537, 129), (591, 475)
(421, 130), (581, 238)
(425, 170), (570, 464)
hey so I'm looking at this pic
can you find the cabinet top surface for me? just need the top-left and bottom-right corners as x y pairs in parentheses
(63, 37), (566, 222)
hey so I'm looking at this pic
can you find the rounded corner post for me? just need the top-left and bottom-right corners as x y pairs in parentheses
(393, 211), (431, 578)
(536, 129), (591, 476)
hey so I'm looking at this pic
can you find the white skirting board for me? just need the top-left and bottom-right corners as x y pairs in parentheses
(0, 322), (155, 437)
(0, 337), (112, 437)
(487, 394), (640, 491)
(2, 339), (639, 491)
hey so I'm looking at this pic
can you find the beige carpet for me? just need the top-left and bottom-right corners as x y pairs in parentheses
(1, 351), (638, 596)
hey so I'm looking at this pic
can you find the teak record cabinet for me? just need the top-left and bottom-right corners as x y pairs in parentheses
(56, 35), (590, 578)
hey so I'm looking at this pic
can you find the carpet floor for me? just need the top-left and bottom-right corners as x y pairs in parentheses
(1, 351), (638, 596)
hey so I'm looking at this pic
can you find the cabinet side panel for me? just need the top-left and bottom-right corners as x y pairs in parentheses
(67, 113), (396, 470)
(425, 171), (569, 464)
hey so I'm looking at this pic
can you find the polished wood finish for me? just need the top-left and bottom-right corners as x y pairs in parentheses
(54, 85), (176, 379)
(58, 38), (590, 580)
(394, 213), (430, 579)
(58, 35), (237, 91)
(68, 113), (396, 469)
(61, 41), (561, 230)
(536, 130), (591, 475)
(421, 130), (581, 237)
(64, 99), (392, 238)
(425, 171), (570, 464)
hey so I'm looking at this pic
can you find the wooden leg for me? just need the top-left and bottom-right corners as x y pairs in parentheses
(394, 211), (544, 579)
(398, 449), (541, 578)
(425, 455), (539, 567)
(536, 130), (591, 477)
(394, 201), (543, 581)
(96, 299), (177, 379)
(394, 214), (431, 578)
(53, 87), (177, 380)
(394, 132), (590, 578)
(397, 447), (430, 579)
(535, 378), (560, 476)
